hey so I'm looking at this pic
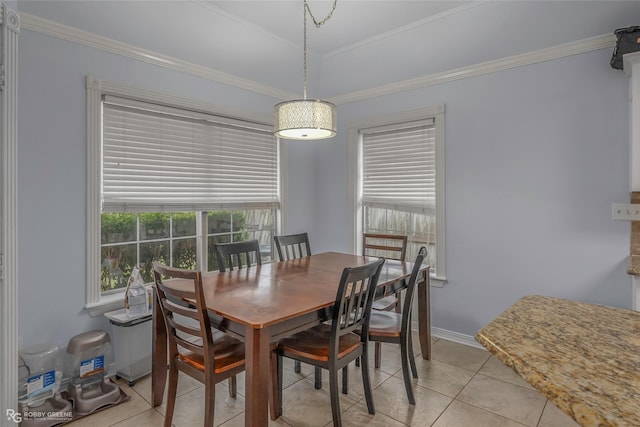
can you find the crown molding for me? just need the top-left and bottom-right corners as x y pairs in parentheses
(20, 11), (615, 107)
(328, 33), (616, 105)
(19, 12), (297, 101)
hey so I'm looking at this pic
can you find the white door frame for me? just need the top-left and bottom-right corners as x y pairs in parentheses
(1, 3), (19, 422)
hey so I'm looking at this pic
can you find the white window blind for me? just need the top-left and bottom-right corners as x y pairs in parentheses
(102, 96), (279, 212)
(361, 119), (435, 215)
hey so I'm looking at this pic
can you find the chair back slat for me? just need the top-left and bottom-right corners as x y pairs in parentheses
(214, 240), (262, 272)
(363, 233), (407, 261)
(162, 286), (201, 303)
(331, 258), (385, 352)
(274, 233), (311, 261)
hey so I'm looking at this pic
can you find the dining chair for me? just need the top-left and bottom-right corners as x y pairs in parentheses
(270, 258), (385, 427)
(362, 232), (408, 367)
(274, 232), (311, 261)
(213, 239), (262, 272)
(365, 246), (427, 404)
(273, 232), (322, 387)
(363, 232), (408, 263)
(152, 262), (245, 427)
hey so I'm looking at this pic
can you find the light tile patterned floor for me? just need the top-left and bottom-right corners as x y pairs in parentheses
(66, 336), (580, 426)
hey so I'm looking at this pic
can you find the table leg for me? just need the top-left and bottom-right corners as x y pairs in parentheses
(417, 269), (431, 360)
(151, 289), (167, 407)
(244, 326), (270, 427)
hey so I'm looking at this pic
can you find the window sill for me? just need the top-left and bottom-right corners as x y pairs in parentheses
(430, 275), (447, 288)
(85, 292), (125, 317)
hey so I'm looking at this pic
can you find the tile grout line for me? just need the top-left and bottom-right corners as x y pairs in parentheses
(428, 355), (489, 426)
(449, 354), (545, 427)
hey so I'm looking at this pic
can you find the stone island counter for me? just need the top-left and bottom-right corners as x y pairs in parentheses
(476, 295), (640, 427)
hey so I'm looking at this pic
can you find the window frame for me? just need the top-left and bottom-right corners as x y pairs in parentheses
(86, 77), (284, 315)
(348, 105), (446, 286)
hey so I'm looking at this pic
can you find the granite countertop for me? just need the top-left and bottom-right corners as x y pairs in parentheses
(475, 295), (640, 427)
(627, 255), (640, 276)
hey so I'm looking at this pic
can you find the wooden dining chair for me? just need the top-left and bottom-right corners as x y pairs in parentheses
(152, 262), (245, 427)
(274, 232), (311, 261)
(363, 233), (408, 262)
(213, 239), (262, 272)
(363, 232), (408, 310)
(362, 232), (408, 367)
(270, 258), (385, 427)
(273, 232), (322, 386)
(365, 246), (427, 404)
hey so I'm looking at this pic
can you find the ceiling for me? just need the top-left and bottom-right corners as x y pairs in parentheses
(15, 1), (640, 99)
(205, 0), (475, 54)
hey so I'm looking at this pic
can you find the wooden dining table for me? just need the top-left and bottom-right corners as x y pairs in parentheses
(151, 251), (431, 427)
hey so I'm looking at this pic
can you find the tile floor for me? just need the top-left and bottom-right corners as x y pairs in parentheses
(66, 335), (581, 426)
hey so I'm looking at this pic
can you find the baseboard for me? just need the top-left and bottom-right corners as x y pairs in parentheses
(429, 326), (486, 350)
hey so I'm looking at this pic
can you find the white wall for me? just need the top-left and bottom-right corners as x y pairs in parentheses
(312, 48), (632, 336)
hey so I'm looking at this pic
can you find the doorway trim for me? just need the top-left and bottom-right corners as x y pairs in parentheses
(1, 3), (20, 420)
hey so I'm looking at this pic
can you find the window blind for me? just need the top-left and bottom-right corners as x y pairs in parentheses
(102, 96), (279, 212)
(361, 119), (435, 215)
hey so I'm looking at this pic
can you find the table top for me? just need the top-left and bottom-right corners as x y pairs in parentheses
(163, 251), (424, 329)
(475, 295), (640, 427)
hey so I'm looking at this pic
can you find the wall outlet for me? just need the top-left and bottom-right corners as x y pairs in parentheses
(612, 203), (640, 220)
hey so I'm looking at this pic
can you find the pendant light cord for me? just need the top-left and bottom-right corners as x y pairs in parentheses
(302, 0), (337, 99)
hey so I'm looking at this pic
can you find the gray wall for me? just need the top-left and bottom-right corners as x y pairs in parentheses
(17, 27), (631, 348)
(312, 48), (632, 336)
(17, 29), (288, 348)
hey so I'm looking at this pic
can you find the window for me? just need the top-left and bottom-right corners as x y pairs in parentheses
(101, 211), (198, 293)
(100, 210), (275, 293)
(349, 105), (445, 285)
(87, 77), (280, 313)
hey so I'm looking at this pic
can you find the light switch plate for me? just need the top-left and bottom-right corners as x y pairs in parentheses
(612, 203), (640, 220)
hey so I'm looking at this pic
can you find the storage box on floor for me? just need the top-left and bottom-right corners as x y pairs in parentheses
(104, 308), (152, 386)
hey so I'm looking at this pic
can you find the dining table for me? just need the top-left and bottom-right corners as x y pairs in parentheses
(151, 251), (431, 427)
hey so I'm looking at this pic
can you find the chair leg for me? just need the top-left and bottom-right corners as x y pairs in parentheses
(374, 342), (382, 369)
(294, 360), (301, 373)
(408, 329), (418, 379)
(314, 366), (322, 389)
(228, 375), (236, 398)
(400, 334), (416, 405)
(328, 367), (342, 427)
(204, 373), (216, 427)
(355, 356), (360, 367)
(341, 366), (348, 394)
(360, 346), (376, 415)
(164, 362), (178, 427)
(270, 352), (283, 421)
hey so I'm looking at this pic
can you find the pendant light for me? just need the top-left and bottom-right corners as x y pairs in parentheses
(274, 0), (337, 140)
